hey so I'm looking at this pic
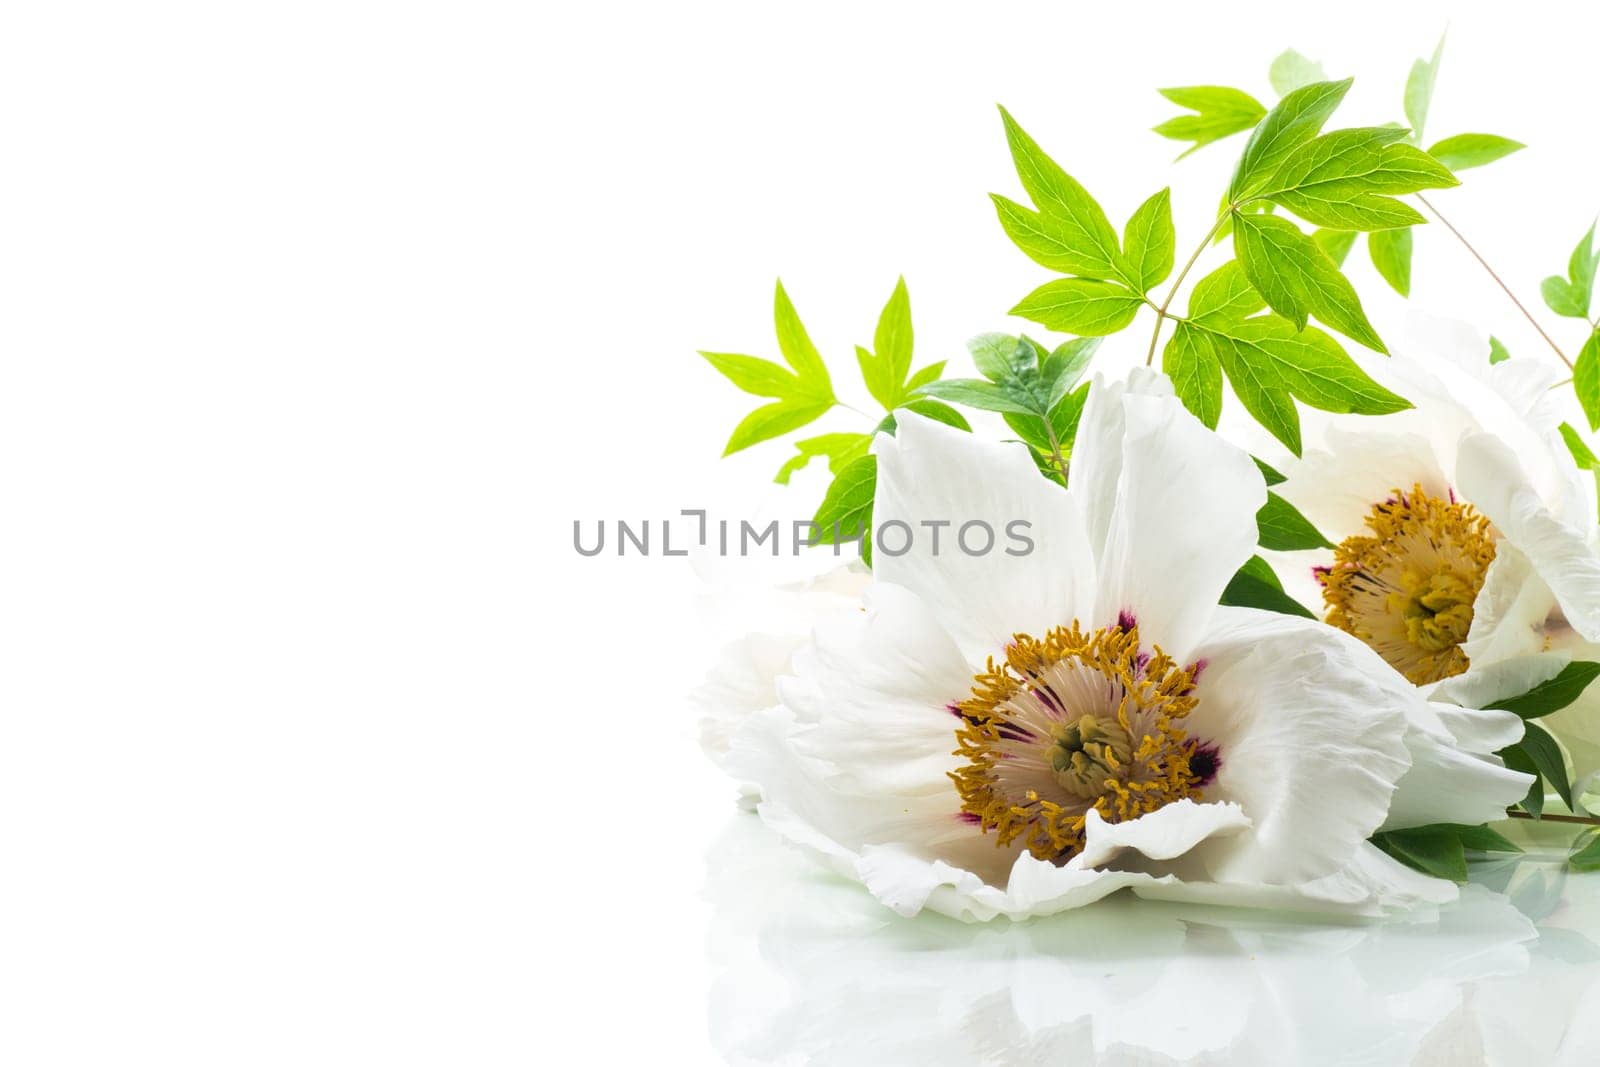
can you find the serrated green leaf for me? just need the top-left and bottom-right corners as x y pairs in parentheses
(1187, 260), (1267, 324)
(1154, 85), (1266, 158)
(774, 432), (872, 485)
(1488, 661), (1600, 719)
(1427, 133), (1524, 171)
(1257, 491), (1334, 550)
(700, 351), (804, 398)
(1010, 278), (1143, 336)
(1372, 825), (1468, 882)
(859, 276), (914, 409)
(1220, 555), (1316, 618)
(1404, 36), (1445, 143)
(1230, 78), (1352, 199)
(1233, 213), (1386, 352)
(1369, 227), (1414, 297)
(1124, 188), (1176, 292)
(773, 281), (833, 395)
(1488, 336), (1511, 364)
(916, 377), (1041, 416)
(811, 455), (876, 564)
(1164, 322), (1223, 428)
(1575, 332), (1600, 432)
(1194, 311), (1409, 456)
(997, 107), (1125, 280)
(1268, 49), (1328, 98)
(1313, 228), (1358, 267)
(723, 398), (834, 456)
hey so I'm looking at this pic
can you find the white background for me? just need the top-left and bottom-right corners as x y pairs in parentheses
(2, 1), (1598, 1063)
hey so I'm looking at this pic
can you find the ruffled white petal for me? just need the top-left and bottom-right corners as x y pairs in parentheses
(694, 633), (806, 772)
(1456, 430), (1600, 643)
(1179, 607), (1412, 885)
(1464, 543), (1560, 665)
(1078, 372), (1265, 660)
(872, 412), (1096, 660)
(1074, 800), (1250, 870)
(1275, 427), (1452, 543)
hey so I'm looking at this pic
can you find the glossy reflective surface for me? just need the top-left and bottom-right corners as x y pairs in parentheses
(706, 816), (1600, 1065)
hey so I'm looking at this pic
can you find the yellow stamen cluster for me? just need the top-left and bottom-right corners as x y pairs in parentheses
(949, 622), (1203, 863)
(1320, 484), (1497, 684)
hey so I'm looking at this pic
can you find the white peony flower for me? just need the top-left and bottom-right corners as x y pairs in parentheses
(1261, 317), (1600, 803)
(701, 370), (1530, 921)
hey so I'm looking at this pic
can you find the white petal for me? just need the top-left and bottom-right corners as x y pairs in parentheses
(1081, 375), (1265, 659)
(1074, 800), (1250, 870)
(1464, 543), (1560, 665)
(1457, 430), (1600, 642)
(1427, 652), (1571, 745)
(1275, 426), (1451, 542)
(872, 412), (1096, 659)
(1384, 729), (1532, 829)
(1071, 367), (1172, 567)
(1180, 607), (1412, 885)
(779, 582), (973, 797)
(694, 633), (805, 770)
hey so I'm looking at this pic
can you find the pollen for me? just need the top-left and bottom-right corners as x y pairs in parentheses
(1319, 484), (1497, 685)
(948, 621), (1208, 864)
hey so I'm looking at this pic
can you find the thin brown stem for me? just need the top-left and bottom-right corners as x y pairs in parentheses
(1145, 208), (1235, 366)
(1416, 192), (1574, 370)
(1504, 809), (1600, 827)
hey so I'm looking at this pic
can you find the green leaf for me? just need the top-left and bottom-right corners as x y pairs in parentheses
(700, 351), (803, 398)
(967, 333), (1026, 382)
(1502, 746), (1544, 817)
(1427, 133), (1525, 171)
(1257, 130), (1455, 231)
(1040, 338), (1100, 408)
(811, 455), (877, 564)
(1544, 276), (1588, 318)
(1560, 422), (1600, 469)
(1153, 85), (1267, 158)
(1488, 336), (1511, 364)
(1004, 382), (1090, 461)
(1313, 228), (1358, 267)
(853, 276), (914, 410)
(723, 398), (834, 456)
(1569, 222), (1598, 315)
(1164, 322), (1223, 428)
(1403, 36), (1446, 143)
(1268, 49), (1328, 97)
(1124, 188), (1176, 292)
(1517, 720), (1574, 811)
(1486, 661), (1600, 719)
(1257, 126), (1411, 197)
(916, 378), (1041, 416)
(1371, 825), (1468, 882)
(875, 398), (972, 436)
(1451, 823), (1522, 854)
(1574, 332), (1600, 432)
(1571, 831), (1600, 872)
(1187, 261), (1267, 324)
(1233, 213), (1386, 352)
(1254, 456), (1287, 485)
(774, 432), (872, 485)
(1194, 310), (1410, 456)
(904, 361), (947, 392)
(773, 281), (833, 394)
(1220, 555), (1316, 618)
(997, 107), (1126, 280)
(1257, 491), (1334, 550)
(1010, 278), (1144, 336)
(1368, 227), (1414, 297)
(1229, 78), (1352, 199)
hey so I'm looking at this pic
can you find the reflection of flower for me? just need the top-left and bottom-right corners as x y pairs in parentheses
(705, 814), (1541, 1066)
(1261, 318), (1600, 799)
(702, 371), (1529, 920)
